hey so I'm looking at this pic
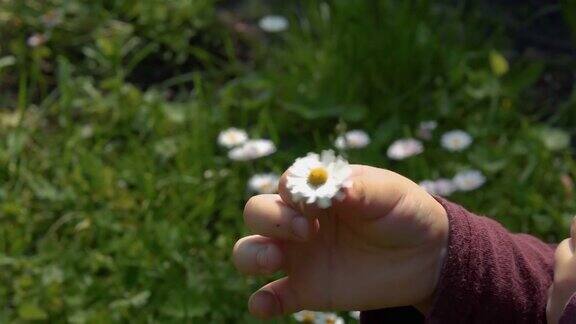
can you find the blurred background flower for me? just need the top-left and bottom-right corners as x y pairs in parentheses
(387, 138), (424, 160)
(248, 173), (280, 194)
(218, 127), (249, 148)
(335, 129), (371, 150)
(258, 15), (289, 33)
(441, 130), (473, 152)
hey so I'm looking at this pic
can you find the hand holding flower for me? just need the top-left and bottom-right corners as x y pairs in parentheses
(232, 158), (449, 319)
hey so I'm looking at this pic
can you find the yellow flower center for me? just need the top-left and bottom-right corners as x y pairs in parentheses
(307, 167), (328, 186)
(302, 312), (315, 323)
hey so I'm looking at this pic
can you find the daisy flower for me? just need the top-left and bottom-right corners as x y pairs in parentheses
(293, 310), (319, 323)
(248, 173), (280, 194)
(434, 178), (457, 196)
(417, 120), (438, 140)
(79, 125), (94, 139)
(420, 179), (456, 197)
(441, 130), (473, 152)
(258, 15), (289, 33)
(228, 139), (276, 161)
(335, 130), (371, 150)
(218, 127), (248, 148)
(286, 150), (352, 209)
(293, 311), (345, 324)
(349, 311), (360, 320)
(453, 170), (486, 191)
(203, 170), (214, 179)
(419, 180), (437, 194)
(27, 33), (47, 48)
(320, 312), (345, 324)
(386, 138), (424, 160)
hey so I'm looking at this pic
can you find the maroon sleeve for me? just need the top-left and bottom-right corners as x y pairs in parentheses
(560, 293), (576, 324)
(361, 198), (555, 324)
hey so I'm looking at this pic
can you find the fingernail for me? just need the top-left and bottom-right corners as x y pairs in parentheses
(249, 290), (279, 319)
(291, 217), (309, 240)
(256, 246), (270, 269)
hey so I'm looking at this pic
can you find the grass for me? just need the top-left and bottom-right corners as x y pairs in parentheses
(1, 0), (575, 322)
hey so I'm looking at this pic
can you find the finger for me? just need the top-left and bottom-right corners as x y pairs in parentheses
(244, 194), (318, 241)
(554, 238), (574, 270)
(279, 164), (414, 220)
(232, 235), (284, 275)
(277, 172), (328, 219)
(248, 277), (301, 319)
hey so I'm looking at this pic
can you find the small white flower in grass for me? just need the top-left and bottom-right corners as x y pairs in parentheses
(27, 33), (47, 48)
(293, 310), (319, 323)
(228, 139), (276, 161)
(453, 170), (486, 191)
(218, 127), (248, 148)
(335, 130), (371, 149)
(248, 173), (280, 194)
(293, 311), (345, 324)
(286, 150), (352, 209)
(259, 15), (289, 33)
(417, 120), (438, 140)
(80, 125), (94, 139)
(349, 311), (360, 320)
(420, 179), (456, 196)
(203, 170), (214, 179)
(434, 178), (457, 196)
(387, 138), (423, 160)
(320, 312), (345, 324)
(441, 130), (473, 152)
(419, 180), (437, 194)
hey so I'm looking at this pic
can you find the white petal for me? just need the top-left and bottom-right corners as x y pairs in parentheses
(320, 149), (336, 165)
(316, 197), (332, 209)
(334, 191), (346, 201)
(306, 194), (317, 204)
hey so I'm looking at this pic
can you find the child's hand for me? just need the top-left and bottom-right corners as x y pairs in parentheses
(547, 217), (576, 324)
(232, 165), (449, 319)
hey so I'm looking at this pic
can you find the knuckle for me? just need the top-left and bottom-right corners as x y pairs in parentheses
(353, 178), (369, 206)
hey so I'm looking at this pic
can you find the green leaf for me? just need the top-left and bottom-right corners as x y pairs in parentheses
(503, 62), (544, 95)
(0, 55), (16, 71)
(110, 291), (151, 309)
(284, 102), (367, 121)
(562, 0), (576, 42)
(18, 303), (48, 321)
(489, 50), (509, 77)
